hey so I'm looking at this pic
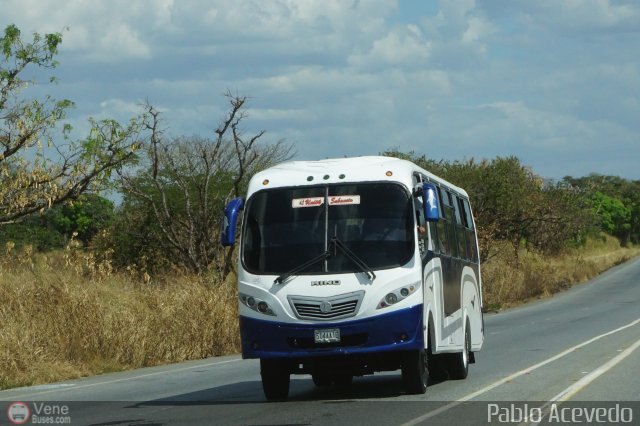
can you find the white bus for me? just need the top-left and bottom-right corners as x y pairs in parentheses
(222, 156), (484, 400)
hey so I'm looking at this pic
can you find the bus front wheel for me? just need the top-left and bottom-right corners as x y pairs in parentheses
(401, 349), (428, 394)
(260, 358), (290, 401)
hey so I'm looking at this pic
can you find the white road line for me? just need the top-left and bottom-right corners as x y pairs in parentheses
(552, 338), (640, 402)
(526, 338), (640, 426)
(398, 318), (640, 426)
(0, 358), (242, 400)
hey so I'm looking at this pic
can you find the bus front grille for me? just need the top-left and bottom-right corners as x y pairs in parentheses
(288, 290), (365, 321)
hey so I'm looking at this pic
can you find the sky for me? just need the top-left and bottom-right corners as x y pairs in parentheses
(4, 0), (640, 180)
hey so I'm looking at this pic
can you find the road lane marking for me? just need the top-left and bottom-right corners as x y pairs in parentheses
(398, 318), (640, 426)
(27, 384), (77, 390)
(0, 358), (243, 400)
(525, 337), (640, 426)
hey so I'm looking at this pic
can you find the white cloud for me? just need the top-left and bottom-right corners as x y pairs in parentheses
(251, 108), (312, 123)
(92, 24), (151, 62)
(418, 0), (496, 59)
(560, 0), (640, 30)
(3, 0), (157, 61)
(472, 101), (593, 146)
(244, 67), (377, 96)
(462, 16), (496, 46)
(3, 0), (640, 179)
(503, 0), (640, 33)
(348, 25), (431, 68)
(2, 0), (401, 66)
(96, 99), (143, 121)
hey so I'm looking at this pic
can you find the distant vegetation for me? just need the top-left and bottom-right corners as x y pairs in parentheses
(384, 150), (640, 257)
(380, 150), (640, 311)
(563, 175), (640, 246)
(1, 24), (639, 389)
(0, 25), (142, 226)
(1, 24), (637, 279)
(0, 24), (292, 278)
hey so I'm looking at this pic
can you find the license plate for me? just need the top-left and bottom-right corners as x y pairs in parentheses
(314, 328), (341, 343)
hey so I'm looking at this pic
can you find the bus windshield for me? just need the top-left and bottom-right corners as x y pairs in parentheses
(242, 182), (415, 275)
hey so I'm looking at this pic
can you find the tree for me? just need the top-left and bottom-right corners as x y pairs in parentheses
(563, 174), (640, 245)
(118, 93), (294, 276)
(47, 194), (115, 245)
(591, 192), (632, 244)
(383, 150), (595, 260)
(0, 214), (65, 251)
(0, 193), (115, 250)
(0, 25), (143, 224)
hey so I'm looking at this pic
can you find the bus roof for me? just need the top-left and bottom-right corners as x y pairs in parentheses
(247, 156), (468, 198)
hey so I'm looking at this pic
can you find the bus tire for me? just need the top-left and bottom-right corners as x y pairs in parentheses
(401, 349), (428, 394)
(427, 324), (448, 382)
(447, 319), (470, 380)
(261, 358), (290, 401)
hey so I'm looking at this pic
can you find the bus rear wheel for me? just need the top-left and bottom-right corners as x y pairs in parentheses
(401, 349), (428, 394)
(427, 323), (448, 382)
(260, 358), (290, 401)
(447, 319), (470, 380)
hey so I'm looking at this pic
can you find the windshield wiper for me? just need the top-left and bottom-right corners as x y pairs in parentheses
(274, 250), (331, 284)
(273, 238), (376, 284)
(331, 237), (376, 281)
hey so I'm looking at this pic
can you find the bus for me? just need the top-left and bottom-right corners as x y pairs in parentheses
(221, 156), (484, 400)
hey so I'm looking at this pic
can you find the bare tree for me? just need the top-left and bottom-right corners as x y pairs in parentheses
(120, 93), (294, 276)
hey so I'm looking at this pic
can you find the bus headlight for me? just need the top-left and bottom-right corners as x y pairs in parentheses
(385, 293), (398, 305)
(240, 293), (276, 316)
(377, 285), (417, 309)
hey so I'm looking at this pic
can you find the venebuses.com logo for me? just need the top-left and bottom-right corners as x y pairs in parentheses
(7, 402), (30, 425)
(6, 401), (72, 424)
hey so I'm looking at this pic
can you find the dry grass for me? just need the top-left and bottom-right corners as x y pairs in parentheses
(0, 244), (239, 390)
(1, 234), (638, 389)
(482, 234), (640, 311)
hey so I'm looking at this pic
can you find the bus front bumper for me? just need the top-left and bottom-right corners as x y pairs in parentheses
(239, 304), (424, 359)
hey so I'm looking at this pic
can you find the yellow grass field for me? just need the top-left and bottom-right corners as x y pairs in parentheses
(0, 248), (239, 390)
(482, 234), (640, 311)
(1, 235), (638, 390)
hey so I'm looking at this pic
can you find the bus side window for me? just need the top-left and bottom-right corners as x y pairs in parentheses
(428, 221), (439, 253)
(460, 198), (473, 230)
(441, 189), (458, 258)
(436, 187), (449, 255)
(413, 174), (432, 256)
(452, 195), (469, 260)
(451, 193), (463, 225)
(413, 186), (428, 256)
(461, 198), (478, 261)
(457, 225), (468, 260)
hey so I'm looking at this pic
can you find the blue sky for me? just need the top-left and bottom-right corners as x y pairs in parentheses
(4, 0), (640, 179)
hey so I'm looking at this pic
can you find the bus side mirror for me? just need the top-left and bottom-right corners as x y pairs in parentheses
(422, 183), (440, 222)
(221, 197), (244, 247)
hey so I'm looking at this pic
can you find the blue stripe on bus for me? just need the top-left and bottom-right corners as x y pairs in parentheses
(239, 304), (424, 359)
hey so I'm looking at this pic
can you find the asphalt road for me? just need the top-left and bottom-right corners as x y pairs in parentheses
(2, 257), (639, 425)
